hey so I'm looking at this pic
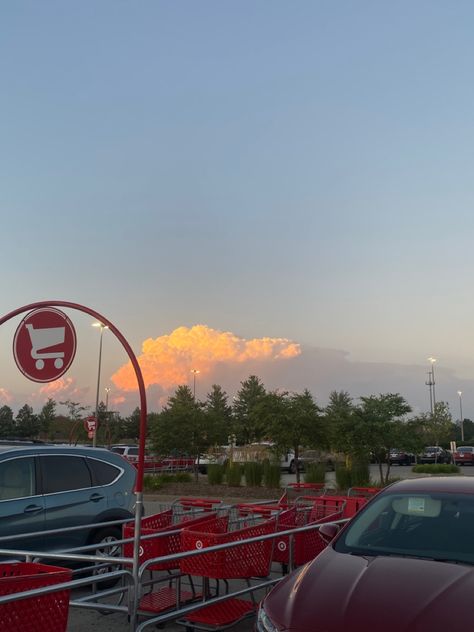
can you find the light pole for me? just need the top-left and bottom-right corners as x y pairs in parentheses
(428, 357), (437, 413)
(190, 369), (200, 399)
(105, 387), (110, 417)
(458, 390), (464, 442)
(92, 322), (109, 447)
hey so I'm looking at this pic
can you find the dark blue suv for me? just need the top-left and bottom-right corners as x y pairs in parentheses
(0, 443), (136, 558)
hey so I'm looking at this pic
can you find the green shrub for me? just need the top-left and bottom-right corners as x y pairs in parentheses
(304, 462), (326, 484)
(351, 460), (371, 486)
(207, 463), (225, 485)
(244, 461), (264, 487)
(412, 464), (460, 474)
(174, 472), (192, 483)
(263, 461), (281, 488)
(335, 464), (352, 491)
(143, 474), (163, 491)
(226, 462), (243, 486)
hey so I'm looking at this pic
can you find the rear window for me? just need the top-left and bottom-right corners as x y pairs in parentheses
(0, 457), (35, 500)
(41, 455), (92, 493)
(87, 457), (121, 485)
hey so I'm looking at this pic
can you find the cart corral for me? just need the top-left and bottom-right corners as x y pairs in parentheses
(0, 488), (380, 632)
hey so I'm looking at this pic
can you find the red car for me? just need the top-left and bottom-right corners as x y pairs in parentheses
(454, 446), (474, 465)
(258, 477), (474, 631)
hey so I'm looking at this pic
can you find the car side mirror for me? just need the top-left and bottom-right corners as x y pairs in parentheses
(319, 522), (340, 543)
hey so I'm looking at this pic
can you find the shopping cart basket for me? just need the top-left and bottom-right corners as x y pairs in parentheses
(0, 562), (71, 632)
(177, 518), (277, 630)
(124, 511), (228, 616)
(271, 500), (344, 570)
(123, 509), (228, 572)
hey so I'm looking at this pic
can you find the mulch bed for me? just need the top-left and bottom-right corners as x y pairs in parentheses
(144, 480), (285, 505)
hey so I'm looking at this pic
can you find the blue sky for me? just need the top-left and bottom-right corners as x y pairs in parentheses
(2, 1), (474, 419)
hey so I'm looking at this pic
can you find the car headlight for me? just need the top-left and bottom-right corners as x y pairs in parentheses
(257, 604), (279, 632)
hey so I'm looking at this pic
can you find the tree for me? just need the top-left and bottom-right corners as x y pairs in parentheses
(260, 389), (324, 482)
(150, 385), (216, 480)
(121, 407), (141, 442)
(38, 398), (56, 438)
(0, 406), (14, 438)
(324, 391), (355, 456)
(232, 376), (267, 444)
(15, 404), (40, 438)
(420, 402), (454, 448)
(204, 384), (233, 446)
(351, 393), (412, 485)
(59, 399), (90, 444)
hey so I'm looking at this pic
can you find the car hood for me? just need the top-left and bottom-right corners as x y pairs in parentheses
(266, 547), (474, 631)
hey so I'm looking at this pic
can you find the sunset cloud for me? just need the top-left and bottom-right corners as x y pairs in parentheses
(0, 388), (13, 404)
(111, 325), (301, 392)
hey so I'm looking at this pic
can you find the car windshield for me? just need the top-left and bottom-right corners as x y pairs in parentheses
(457, 447), (473, 453)
(334, 492), (474, 565)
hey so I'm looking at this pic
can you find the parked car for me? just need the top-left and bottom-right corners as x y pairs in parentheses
(258, 477), (474, 631)
(389, 449), (415, 466)
(0, 443), (136, 564)
(454, 446), (474, 466)
(420, 446), (451, 464)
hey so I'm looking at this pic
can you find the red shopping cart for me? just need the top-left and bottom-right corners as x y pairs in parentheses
(124, 510), (228, 616)
(178, 518), (277, 630)
(0, 562), (71, 632)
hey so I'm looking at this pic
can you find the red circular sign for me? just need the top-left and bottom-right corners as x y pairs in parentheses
(84, 416), (97, 433)
(13, 307), (77, 383)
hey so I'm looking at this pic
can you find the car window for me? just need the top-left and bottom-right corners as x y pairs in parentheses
(458, 447), (473, 453)
(0, 457), (35, 500)
(87, 457), (121, 485)
(110, 447), (126, 455)
(41, 455), (92, 493)
(335, 492), (474, 565)
(128, 448), (139, 456)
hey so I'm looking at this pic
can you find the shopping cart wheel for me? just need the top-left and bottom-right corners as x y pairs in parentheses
(89, 525), (122, 589)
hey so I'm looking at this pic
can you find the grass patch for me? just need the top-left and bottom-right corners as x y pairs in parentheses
(412, 463), (460, 474)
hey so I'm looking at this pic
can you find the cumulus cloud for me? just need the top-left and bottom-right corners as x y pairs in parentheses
(0, 388), (13, 404)
(111, 325), (301, 392)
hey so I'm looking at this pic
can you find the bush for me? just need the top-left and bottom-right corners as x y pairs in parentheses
(244, 461), (264, 487)
(263, 461), (281, 488)
(351, 460), (371, 486)
(143, 472), (192, 490)
(174, 472), (192, 483)
(412, 464), (460, 474)
(304, 462), (326, 484)
(207, 463), (224, 485)
(335, 464), (352, 491)
(225, 462), (243, 486)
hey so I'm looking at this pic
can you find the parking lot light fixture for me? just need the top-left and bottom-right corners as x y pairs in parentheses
(458, 391), (464, 442)
(428, 357), (437, 411)
(92, 322), (109, 447)
(190, 368), (200, 400)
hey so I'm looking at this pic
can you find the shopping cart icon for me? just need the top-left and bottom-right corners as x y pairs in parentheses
(25, 323), (65, 370)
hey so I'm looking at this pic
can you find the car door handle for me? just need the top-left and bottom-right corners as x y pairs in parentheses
(89, 493), (105, 502)
(24, 504), (44, 514)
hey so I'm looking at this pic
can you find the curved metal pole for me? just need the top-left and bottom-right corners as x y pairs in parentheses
(0, 300), (147, 628)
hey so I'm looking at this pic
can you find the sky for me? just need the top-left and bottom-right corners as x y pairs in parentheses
(2, 1), (474, 422)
